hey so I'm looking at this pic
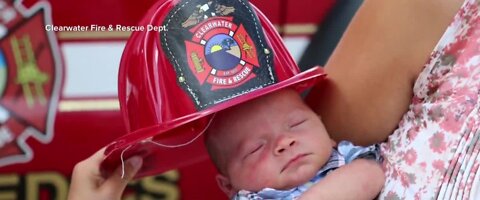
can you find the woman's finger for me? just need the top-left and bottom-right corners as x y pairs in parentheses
(99, 156), (143, 198)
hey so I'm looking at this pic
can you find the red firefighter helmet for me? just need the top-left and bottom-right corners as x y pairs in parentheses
(100, 0), (326, 178)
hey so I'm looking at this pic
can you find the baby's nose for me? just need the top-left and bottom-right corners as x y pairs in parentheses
(275, 137), (296, 155)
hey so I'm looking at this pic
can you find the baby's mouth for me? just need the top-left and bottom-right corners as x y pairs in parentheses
(281, 153), (311, 173)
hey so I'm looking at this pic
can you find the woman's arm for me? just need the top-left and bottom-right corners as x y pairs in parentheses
(298, 159), (385, 200)
(307, 0), (463, 145)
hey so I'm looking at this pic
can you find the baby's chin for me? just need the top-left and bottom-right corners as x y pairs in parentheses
(277, 164), (319, 190)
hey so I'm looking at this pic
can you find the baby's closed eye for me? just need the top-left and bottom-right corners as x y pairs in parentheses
(249, 144), (263, 155)
(289, 119), (307, 129)
(243, 144), (264, 160)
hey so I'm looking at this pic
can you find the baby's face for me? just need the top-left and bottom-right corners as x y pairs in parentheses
(211, 89), (333, 193)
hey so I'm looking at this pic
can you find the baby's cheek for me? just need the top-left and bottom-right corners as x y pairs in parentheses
(243, 161), (262, 178)
(245, 161), (273, 185)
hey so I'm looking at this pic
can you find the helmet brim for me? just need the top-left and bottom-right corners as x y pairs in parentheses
(100, 66), (326, 178)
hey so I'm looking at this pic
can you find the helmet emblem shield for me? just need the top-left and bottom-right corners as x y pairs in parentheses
(161, 0), (276, 109)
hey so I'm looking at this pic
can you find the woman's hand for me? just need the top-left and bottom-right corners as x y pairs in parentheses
(68, 147), (143, 200)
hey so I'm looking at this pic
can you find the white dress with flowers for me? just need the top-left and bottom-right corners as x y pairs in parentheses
(379, 0), (480, 199)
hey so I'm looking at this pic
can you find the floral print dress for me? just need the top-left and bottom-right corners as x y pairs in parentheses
(379, 0), (480, 199)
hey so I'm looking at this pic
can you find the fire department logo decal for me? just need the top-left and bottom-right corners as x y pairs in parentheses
(0, 1), (62, 167)
(161, 0), (276, 109)
(186, 18), (259, 90)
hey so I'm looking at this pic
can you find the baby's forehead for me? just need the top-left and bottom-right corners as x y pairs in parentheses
(212, 96), (310, 128)
(206, 89), (312, 137)
(220, 92), (303, 116)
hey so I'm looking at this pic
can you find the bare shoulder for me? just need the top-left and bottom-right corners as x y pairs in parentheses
(307, 0), (464, 145)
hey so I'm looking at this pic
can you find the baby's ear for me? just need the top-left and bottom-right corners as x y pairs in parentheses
(215, 174), (236, 197)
